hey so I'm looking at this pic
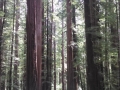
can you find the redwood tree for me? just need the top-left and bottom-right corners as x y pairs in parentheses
(26, 0), (42, 90)
(84, 0), (104, 90)
(66, 0), (74, 90)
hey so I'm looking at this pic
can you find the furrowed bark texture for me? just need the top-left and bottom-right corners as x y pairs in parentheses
(26, 0), (42, 90)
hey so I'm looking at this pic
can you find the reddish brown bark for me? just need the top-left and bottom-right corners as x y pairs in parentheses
(66, 0), (74, 90)
(26, 0), (36, 89)
(26, 0), (42, 90)
(35, 0), (42, 90)
(27, 0), (42, 90)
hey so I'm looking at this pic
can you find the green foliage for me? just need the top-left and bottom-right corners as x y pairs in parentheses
(0, 11), (4, 17)
(0, 0), (120, 90)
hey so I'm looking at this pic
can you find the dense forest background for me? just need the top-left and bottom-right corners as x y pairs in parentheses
(0, 0), (120, 90)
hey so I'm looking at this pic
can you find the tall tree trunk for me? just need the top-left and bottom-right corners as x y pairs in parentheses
(51, 1), (56, 90)
(26, 0), (42, 89)
(46, 0), (52, 89)
(72, 3), (79, 90)
(35, 0), (42, 90)
(61, 15), (64, 90)
(9, 0), (16, 89)
(110, 25), (119, 90)
(23, 32), (27, 90)
(13, 0), (20, 89)
(41, 2), (45, 90)
(118, 1), (120, 90)
(0, 0), (5, 89)
(46, 0), (49, 89)
(108, 1), (119, 89)
(84, 0), (104, 90)
(26, 1), (36, 89)
(0, 0), (3, 88)
(104, 0), (109, 89)
(54, 25), (56, 90)
(66, 0), (74, 90)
